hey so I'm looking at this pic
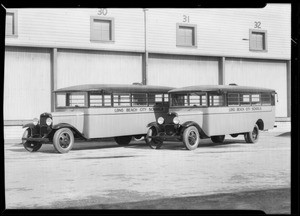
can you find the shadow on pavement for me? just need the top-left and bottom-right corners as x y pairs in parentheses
(276, 132), (290, 137)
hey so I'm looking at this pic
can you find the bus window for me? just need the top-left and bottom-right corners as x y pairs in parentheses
(113, 94), (131, 107)
(90, 93), (103, 107)
(251, 94), (261, 106)
(239, 94), (251, 106)
(103, 94), (112, 106)
(132, 93), (147, 106)
(164, 94), (169, 104)
(227, 93), (239, 106)
(56, 93), (67, 107)
(261, 93), (271, 105)
(148, 93), (163, 106)
(189, 93), (206, 106)
(209, 94), (224, 107)
(171, 94), (186, 106)
(189, 94), (200, 106)
(68, 93), (87, 107)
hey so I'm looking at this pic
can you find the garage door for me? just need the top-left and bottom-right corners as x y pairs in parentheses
(4, 47), (51, 120)
(148, 54), (219, 88)
(57, 49), (142, 89)
(225, 58), (287, 117)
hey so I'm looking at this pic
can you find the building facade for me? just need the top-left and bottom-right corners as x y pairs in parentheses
(4, 5), (291, 128)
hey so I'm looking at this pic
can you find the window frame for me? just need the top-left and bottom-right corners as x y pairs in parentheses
(170, 92), (207, 108)
(176, 23), (197, 48)
(249, 29), (268, 52)
(6, 10), (18, 37)
(55, 92), (88, 109)
(90, 16), (115, 42)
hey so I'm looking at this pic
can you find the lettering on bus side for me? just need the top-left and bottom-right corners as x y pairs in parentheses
(114, 107), (165, 113)
(229, 106), (262, 112)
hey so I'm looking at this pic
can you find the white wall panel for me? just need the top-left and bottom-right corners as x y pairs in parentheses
(148, 54), (219, 87)
(57, 49), (142, 89)
(5, 9), (145, 52)
(146, 4), (290, 59)
(4, 47), (51, 120)
(225, 58), (287, 117)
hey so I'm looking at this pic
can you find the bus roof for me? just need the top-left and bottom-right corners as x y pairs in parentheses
(54, 84), (173, 94)
(169, 85), (276, 94)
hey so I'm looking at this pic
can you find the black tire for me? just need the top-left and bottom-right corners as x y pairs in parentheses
(244, 124), (260, 143)
(230, 134), (239, 138)
(211, 135), (225, 143)
(145, 126), (163, 149)
(182, 126), (200, 150)
(114, 136), (132, 146)
(53, 128), (74, 153)
(22, 128), (42, 152)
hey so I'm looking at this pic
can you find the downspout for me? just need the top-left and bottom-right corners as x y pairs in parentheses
(143, 8), (148, 85)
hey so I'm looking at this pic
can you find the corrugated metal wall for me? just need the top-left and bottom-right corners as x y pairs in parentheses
(225, 58), (287, 117)
(4, 47), (51, 120)
(56, 49), (143, 89)
(147, 54), (219, 87)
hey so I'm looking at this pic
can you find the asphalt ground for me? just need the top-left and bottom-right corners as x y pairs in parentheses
(4, 129), (290, 213)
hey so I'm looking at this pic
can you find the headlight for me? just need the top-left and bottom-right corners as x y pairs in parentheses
(46, 117), (53, 126)
(173, 117), (180, 124)
(33, 118), (39, 126)
(157, 117), (164, 125)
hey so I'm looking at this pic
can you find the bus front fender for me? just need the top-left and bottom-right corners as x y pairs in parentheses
(52, 123), (87, 140)
(180, 121), (209, 139)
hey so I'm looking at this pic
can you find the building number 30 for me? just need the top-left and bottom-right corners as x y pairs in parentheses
(98, 9), (108, 15)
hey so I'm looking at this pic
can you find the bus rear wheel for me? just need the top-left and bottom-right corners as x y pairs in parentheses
(145, 126), (163, 149)
(183, 126), (200, 150)
(211, 135), (225, 143)
(244, 124), (260, 143)
(114, 136), (132, 146)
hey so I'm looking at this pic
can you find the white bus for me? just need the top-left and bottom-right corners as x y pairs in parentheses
(22, 84), (172, 153)
(145, 85), (277, 150)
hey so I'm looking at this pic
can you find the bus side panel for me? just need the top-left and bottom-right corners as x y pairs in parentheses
(202, 106), (275, 136)
(83, 107), (168, 139)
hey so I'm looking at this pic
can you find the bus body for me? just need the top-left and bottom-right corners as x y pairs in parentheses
(22, 84), (172, 153)
(145, 85), (276, 150)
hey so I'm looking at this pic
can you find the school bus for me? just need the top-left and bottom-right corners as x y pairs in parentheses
(22, 84), (172, 153)
(145, 85), (276, 150)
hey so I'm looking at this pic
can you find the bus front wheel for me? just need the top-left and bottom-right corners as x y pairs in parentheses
(211, 135), (225, 143)
(53, 128), (75, 153)
(22, 128), (43, 152)
(114, 136), (132, 146)
(145, 126), (163, 149)
(183, 126), (200, 150)
(244, 124), (260, 143)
